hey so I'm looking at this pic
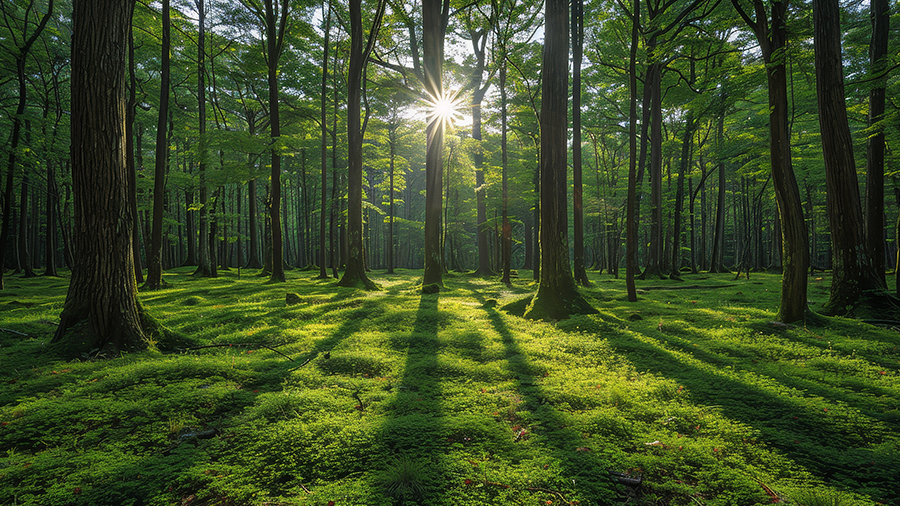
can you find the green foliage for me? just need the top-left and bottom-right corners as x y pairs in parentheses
(1, 270), (898, 505)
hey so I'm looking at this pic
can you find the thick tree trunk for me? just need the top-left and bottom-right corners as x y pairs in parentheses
(865, 0), (889, 285)
(525, 0), (595, 319)
(55, 0), (150, 351)
(145, 0), (171, 290)
(814, 0), (885, 315)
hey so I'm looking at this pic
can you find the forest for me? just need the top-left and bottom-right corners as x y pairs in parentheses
(1, 0), (899, 504)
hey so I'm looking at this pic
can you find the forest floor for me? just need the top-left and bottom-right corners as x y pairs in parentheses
(1, 268), (898, 506)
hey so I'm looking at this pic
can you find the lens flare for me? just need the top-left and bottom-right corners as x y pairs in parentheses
(423, 89), (465, 129)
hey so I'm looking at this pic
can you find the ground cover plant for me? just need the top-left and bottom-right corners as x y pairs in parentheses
(1, 268), (898, 505)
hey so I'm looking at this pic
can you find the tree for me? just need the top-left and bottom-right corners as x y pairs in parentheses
(865, 0), (889, 286)
(317, 1), (332, 279)
(0, 0), (54, 289)
(144, 0), (172, 290)
(422, 0), (450, 291)
(54, 0), (152, 351)
(571, 0), (589, 286)
(524, 0), (595, 320)
(338, 0), (385, 289)
(624, 0), (640, 302)
(463, 11), (494, 277)
(732, 0), (809, 323)
(813, 0), (885, 316)
(195, 0), (215, 278)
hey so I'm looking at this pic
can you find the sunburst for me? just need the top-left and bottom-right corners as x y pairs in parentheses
(423, 89), (465, 129)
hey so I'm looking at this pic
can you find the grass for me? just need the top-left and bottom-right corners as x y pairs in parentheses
(0, 267), (898, 505)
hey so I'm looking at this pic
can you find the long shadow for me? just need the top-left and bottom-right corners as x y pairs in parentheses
(477, 295), (619, 503)
(377, 292), (447, 504)
(643, 324), (900, 423)
(603, 327), (900, 504)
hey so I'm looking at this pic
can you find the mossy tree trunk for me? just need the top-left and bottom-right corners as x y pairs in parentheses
(54, 0), (150, 352)
(524, 0), (595, 320)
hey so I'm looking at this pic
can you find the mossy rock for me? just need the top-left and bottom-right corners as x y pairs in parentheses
(286, 293), (303, 306)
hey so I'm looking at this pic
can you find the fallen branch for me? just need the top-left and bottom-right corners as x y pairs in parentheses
(178, 343), (296, 362)
(0, 328), (29, 336)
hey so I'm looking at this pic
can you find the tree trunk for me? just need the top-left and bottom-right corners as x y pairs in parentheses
(422, 0), (449, 291)
(265, 0), (286, 282)
(145, 0), (171, 290)
(470, 30), (493, 277)
(865, 0), (889, 285)
(195, 0), (214, 277)
(338, 0), (381, 289)
(814, 0), (885, 315)
(640, 61), (665, 279)
(18, 174), (36, 277)
(246, 177), (263, 268)
(54, 0), (151, 351)
(625, 0), (639, 301)
(670, 110), (696, 279)
(525, 0), (595, 319)
(500, 63), (512, 285)
(571, 0), (589, 286)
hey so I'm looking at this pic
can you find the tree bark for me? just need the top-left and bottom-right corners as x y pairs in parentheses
(814, 0), (885, 315)
(525, 0), (595, 320)
(54, 0), (150, 351)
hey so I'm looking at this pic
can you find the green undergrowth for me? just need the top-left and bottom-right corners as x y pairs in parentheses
(1, 267), (898, 505)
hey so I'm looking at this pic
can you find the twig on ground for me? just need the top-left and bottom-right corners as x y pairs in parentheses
(179, 343), (296, 362)
(0, 328), (28, 336)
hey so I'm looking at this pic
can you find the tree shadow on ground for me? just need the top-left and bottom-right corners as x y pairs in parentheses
(602, 326), (900, 504)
